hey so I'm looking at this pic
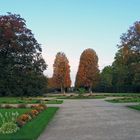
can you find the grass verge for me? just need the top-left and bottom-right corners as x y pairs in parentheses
(106, 97), (140, 103)
(0, 97), (42, 104)
(0, 107), (59, 140)
(128, 105), (140, 111)
(0, 97), (63, 105)
(57, 95), (105, 99)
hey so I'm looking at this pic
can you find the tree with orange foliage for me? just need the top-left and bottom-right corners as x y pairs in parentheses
(47, 78), (54, 89)
(52, 52), (71, 93)
(75, 48), (99, 93)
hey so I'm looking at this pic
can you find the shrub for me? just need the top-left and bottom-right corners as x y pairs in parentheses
(17, 104), (27, 108)
(16, 104), (47, 128)
(16, 113), (32, 128)
(0, 112), (19, 134)
(0, 122), (19, 134)
(16, 119), (26, 127)
(0, 112), (19, 123)
(44, 99), (50, 101)
(30, 109), (39, 116)
(77, 88), (86, 96)
(38, 104), (47, 108)
(17, 114), (31, 122)
(4, 105), (13, 109)
(35, 104), (47, 112)
(31, 104), (47, 112)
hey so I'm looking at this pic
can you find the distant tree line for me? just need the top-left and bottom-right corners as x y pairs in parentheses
(48, 21), (140, 93)
(0, 13), (140, 96)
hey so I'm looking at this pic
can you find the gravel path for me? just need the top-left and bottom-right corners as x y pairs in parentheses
(38, 99), (140, 140)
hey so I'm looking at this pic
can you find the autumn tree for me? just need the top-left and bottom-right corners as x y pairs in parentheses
(52, 52), (71, 93)
(75, 48), (100, 93)
(47, 78), (54, 89)
(0, 13), (47, 96)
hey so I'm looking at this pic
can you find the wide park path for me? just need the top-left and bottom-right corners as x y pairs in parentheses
(38, 99), (140, 140)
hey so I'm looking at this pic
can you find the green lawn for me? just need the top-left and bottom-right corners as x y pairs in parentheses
(0, 108), (30, 115)
(0, 108), (31, 125)
(57, 95), (105, 99)
(0, 97), (63, 104)
(0, 97), (42, 104)
(128, 105), (140, 111)
(0, 107), (59, 140)
(106, 97), (140, 103)
(100, 93), (140, 97)
(47, 93), (140, 99)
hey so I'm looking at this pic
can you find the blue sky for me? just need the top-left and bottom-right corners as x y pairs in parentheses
(1, 0), (140, 85)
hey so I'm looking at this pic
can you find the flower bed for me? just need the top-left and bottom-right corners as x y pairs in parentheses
(0, 104), (47, 135)
(16, 104), (47, 128)
(0, 107), (59, 140)
(0, 109), (30, 134)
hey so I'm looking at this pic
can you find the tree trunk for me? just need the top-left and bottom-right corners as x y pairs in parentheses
(61, 86), (66, 95)
(63, 89), (66, 95)
(61, 86), (63, 93)
(89, 85), (92, 95)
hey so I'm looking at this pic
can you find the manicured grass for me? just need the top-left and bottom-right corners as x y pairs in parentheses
(0, 107), (59, 140)
(0, 108), (31, 125)
(47, 93), (140, 99)
(128, 105), (140, 111)
(57, 95), (105, 99)
(46, 100), (63, 104)
(0, 97), (42, 104)
(102, 93), (140, 97)
(0, 108), (30, 115)
(0, 97), (63, 105)
(106, 97), (140, 103)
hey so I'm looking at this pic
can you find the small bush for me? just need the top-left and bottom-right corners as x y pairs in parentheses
(44, 99), (50, 101)
(0, 111), (19, 134)
(15, 104), (47, 128)
(26, 109), (39, 119)
(4, 105), (13, 109)
(17, 114), (31, 122)
(0, 122), (19, 134)
(16, 113), (32, 128)
(78, 88), (86, 96)
(31, 109), (39, 116)
(16, 119), (26, 127)
(17, 104), (27, 108)
(35, 104), (47, 112)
